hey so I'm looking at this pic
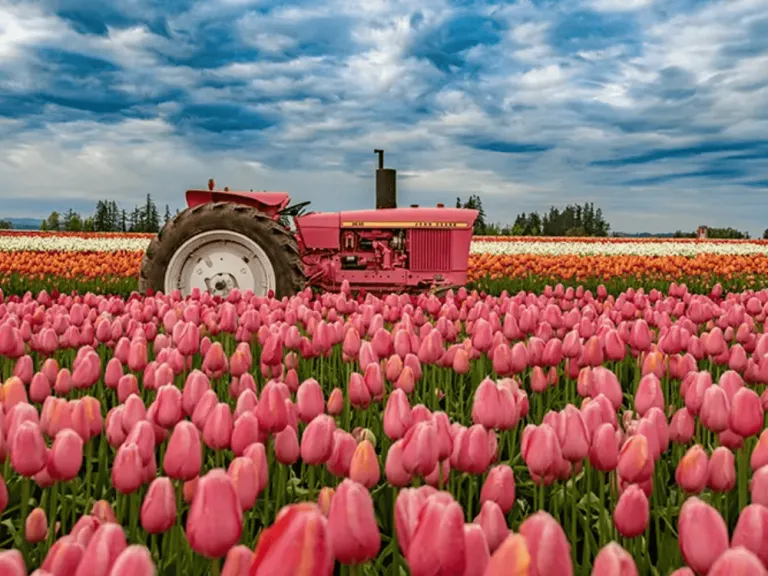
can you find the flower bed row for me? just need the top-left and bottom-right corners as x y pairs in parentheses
(1, 285), (768, 574)
(3, 231), (768, 256)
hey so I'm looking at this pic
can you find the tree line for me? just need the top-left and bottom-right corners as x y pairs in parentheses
(38, 195), (174, 233)
(456, 196), (610, 237)
(0, 193), (757, 239)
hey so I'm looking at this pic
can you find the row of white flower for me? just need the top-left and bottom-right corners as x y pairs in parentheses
(2, 233), (768, 256)
(0, 235), (153, 253)
(471, 240), (768, 257)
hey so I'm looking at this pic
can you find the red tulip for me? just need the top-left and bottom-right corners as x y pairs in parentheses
(186, 469), (243, 558)
(250, 503), (333, 576)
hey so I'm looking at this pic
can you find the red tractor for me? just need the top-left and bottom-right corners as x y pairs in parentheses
(139, 150), (479, 298)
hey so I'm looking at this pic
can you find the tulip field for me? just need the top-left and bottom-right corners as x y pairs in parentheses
(4, 230), (768, 296)
(2, 233), (768, 574)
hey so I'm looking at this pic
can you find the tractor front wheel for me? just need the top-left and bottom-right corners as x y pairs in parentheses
(139, 202), (305, 298)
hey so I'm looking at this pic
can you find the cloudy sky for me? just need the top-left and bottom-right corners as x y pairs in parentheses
(1, 0), (767, 235)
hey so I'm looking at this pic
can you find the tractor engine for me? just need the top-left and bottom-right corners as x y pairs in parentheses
(338, 229), (406, 271)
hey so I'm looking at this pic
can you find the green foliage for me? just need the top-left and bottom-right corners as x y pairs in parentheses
(456, 200), (612, 237)
(40, 196), (165, 233)
(673, 227), (751, 239)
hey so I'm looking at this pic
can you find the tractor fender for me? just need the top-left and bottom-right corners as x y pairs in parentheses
(185, 189), (291, 218)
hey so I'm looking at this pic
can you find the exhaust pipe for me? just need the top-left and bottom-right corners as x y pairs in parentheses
(374, 149), (397, 209)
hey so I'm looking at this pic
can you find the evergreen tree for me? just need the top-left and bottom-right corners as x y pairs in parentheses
(164, 204), (171, 224)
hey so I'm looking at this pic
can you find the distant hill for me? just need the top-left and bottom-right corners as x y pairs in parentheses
(613, 232), (679, 238)
(1, 218), (43, 230)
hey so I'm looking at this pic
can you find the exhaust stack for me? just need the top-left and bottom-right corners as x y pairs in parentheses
(374, 149), (397, 209)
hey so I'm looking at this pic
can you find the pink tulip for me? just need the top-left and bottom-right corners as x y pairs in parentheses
(473, 500), (508, 553)
(186, 469), (243, 558)
(141, 477), (176, 534)
(708, 548), (767, 575)
(407, 494), (466, 576)
(675, 444), (709, 494)
(591, 542), (638, 576)
(613, 484), (649, 538)
(349, 440), (380, 489)
(222, 545), (253, 575)
(518, 511), (573, 576)
(678, 496), (729, 576)
(109, 545), (156, 576)
(327, 479), (380, 564)
(479, 464), (516, 514)
(250, 503), (333, 576)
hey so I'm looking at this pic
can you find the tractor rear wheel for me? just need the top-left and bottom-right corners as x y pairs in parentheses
(139, 202), (305, 298)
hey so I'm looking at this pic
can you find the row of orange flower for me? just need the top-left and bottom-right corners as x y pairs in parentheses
(3, 250), (768, 284)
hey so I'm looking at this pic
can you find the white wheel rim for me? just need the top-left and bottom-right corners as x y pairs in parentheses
(164, 230), (276, 298)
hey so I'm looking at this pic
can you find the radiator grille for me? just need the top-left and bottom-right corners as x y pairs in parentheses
(409, 230), (452, 272)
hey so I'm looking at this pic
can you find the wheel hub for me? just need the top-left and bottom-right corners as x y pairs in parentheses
(164, 230), (277, 298)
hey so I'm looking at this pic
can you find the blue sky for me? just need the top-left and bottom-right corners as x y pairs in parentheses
(1, 0), (767, 234)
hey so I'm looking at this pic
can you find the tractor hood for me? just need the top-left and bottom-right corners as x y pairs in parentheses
(337, 207), (478, 229)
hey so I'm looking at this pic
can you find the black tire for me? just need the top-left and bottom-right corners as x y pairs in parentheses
(138, 202), (305, 298)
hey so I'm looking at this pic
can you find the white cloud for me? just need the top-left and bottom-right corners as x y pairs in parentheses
(0, 0), (767, 236)
(590, 0), (653, 12)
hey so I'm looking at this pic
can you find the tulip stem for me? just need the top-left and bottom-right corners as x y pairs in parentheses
(210, 558), (221, 576)
(19, 476), (30, 564)
(47, 482), (59, 549)
(738, 446), (748, 513)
